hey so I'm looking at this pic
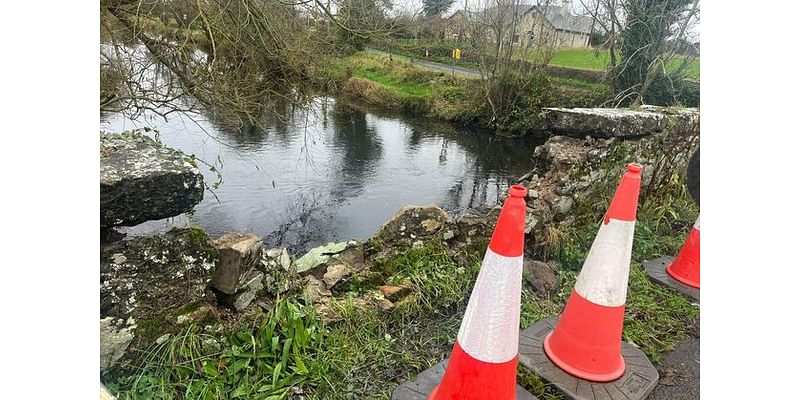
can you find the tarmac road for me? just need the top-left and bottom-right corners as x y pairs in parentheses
(365, 48), (486, 79)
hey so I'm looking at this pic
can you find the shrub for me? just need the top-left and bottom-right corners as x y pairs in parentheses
(644, 74), (699, 107)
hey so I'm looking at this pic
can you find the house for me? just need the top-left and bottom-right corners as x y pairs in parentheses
(444, 1), (595, 48)
(519, 2), (594, 48)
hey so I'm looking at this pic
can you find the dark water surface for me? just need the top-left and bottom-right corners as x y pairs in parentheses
(101, 97), (538, 253)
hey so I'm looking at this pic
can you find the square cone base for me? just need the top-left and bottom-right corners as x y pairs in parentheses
(643, 257), (700, 303)
(391, 358), (539, 400)
(518, 318), (658, 400)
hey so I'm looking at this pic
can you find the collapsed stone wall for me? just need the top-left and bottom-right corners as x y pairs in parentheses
(100, 106), (699, 373)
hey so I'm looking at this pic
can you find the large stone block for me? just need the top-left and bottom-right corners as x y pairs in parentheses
(543, 107), (699, 139)
(100, 132), (203, 227)
(210, 233), (263, 295)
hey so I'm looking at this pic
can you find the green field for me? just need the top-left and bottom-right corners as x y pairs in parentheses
(549, 48), (700, 79)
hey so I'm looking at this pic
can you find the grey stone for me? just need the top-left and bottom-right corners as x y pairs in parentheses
(100, 132), (203, 227)
(524, 213), (541, 235)
(202, 337), (222, 353)
(100, 317), (135, 371)
(265, 248), (282, 258)
(295, 242), (349, 274)
(528, 189), (539, 199)
(543, 107), (699, 139)
(231, 290), (257, 311)
(279, 248), (292, 271)
(442, 230), (455, 240)
(377, 205), (448, 243)
(210, 233), (262, 295)
(553, 196), (574, 215)
(100, 228), (216, 327)
(303, 276), (331, 303)
(217, 271), (265, 311)
(155, 333), (171, 345)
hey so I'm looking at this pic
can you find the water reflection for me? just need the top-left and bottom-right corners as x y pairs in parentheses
(101, 97), (539, 253)
(329, 102), (383, 201)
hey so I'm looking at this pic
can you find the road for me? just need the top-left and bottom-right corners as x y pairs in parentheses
(365, 48), (486, 79)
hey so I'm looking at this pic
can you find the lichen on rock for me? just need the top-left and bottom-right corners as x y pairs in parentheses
(100, 132), (204, 227)
(100, 227), (218, 359)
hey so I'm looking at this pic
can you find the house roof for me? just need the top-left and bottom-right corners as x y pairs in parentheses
(448, 4), (594, 34)
(535, 5), (594, 34)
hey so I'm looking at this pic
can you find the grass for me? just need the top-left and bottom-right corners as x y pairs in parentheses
(106, 299), (325, 400)
(548, 48), (700, 79)
(353, 68), (434, 100)
(316, 52), (482, 121)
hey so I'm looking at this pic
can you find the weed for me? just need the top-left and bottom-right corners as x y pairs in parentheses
(107, 299), (324, 400)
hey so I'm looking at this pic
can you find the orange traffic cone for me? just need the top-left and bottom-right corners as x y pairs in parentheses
(429, 185), (528, 400)
(543, 164), (642, 382)
(666, 215), (700, 288)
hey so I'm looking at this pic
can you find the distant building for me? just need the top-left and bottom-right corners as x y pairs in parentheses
(520, 2), (594, 48)
(444, 1), (595, 48)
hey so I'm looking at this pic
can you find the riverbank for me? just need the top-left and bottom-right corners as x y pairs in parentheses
(101, 115), (700, 399)
(313, 52), (610, 136)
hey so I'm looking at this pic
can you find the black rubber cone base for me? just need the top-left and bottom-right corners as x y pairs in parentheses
(391, 358), (539, 400)
(518, 318), (658, 400)
(643, 256), (700, 303)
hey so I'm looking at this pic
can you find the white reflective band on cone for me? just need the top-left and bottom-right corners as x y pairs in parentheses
(457, 250), (523, 363)
(573, 219), (636, 307)
(694, 214), (700, 231)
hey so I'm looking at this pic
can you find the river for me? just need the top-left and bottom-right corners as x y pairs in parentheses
(101, 97), (538, 253)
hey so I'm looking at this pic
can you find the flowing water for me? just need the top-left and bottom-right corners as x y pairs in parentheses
(101, 97), (539, 253)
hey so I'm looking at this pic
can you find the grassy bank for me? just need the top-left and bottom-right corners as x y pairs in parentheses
(314, 52), (610, 132)
(105, 169), (699, 399)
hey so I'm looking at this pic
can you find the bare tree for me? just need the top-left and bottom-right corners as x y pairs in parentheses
(460, 0), (560, 132)
(578, 0), (700, 106)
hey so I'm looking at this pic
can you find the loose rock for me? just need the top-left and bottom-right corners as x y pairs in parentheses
(100, 317), (135, 371)
(210, 233), (262, 295)
(379, 284), (412, 302)
(523, 260), (559, 298)
(376, 205), (448, 244)
(295, 241), (350, 275)
(322, 263), (353, 289)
